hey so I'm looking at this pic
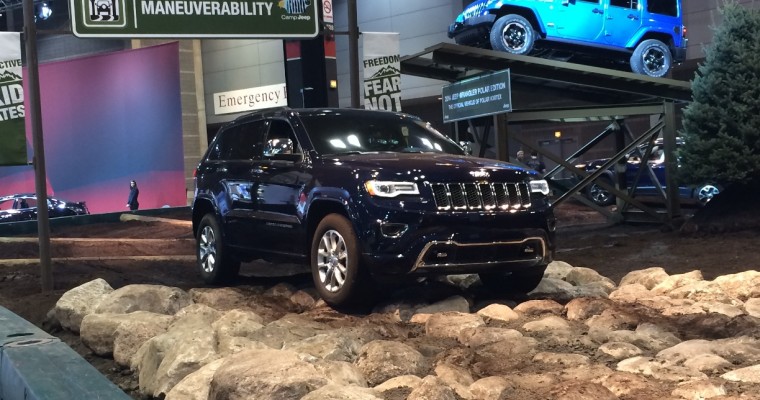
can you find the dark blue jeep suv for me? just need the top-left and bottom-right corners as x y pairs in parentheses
(192, 108), (556, 307)
(449, 0), (687, 77)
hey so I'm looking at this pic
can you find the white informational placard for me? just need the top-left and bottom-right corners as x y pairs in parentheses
(213, 83), (288, 115)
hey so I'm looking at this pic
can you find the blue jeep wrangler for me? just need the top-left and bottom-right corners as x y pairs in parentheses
(449, 0), (687, 77)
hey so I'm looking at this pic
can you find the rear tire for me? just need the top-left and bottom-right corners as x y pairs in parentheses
(630, 39), (672, 78)
(311, 214), (374, 308)
(490, 14), (535, 55)
(479, 265), (547, 295)
(196, 214), (240, 284)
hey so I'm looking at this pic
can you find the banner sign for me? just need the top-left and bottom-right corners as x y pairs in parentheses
(363, 32), (401, 112)
(442, 69), (512, 123)
(0, 32), (26, 166)
(213, 83), (287, 115)
(69, 0), (319, 38)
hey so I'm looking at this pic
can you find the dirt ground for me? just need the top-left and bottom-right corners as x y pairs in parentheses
(1, 201), (759, 398)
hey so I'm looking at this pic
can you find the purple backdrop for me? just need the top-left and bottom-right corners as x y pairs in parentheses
(0, 42), (185, 214)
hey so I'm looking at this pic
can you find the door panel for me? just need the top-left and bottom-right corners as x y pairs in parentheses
(604, 0), (642, 47)
(553, 0), (605, 42)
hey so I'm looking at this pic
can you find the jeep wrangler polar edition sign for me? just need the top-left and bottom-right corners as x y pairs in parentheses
(192, 108), (556, 307)
(449, 0), (687, 77)
(70, 0), (319, 38)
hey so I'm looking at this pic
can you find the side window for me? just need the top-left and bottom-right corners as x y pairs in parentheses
(610, 0), (637, 9)
(207, 121), (268, 161)
(647, 0), (676, 17)
(228, 121), (268, 160)
(265, 119), (302, 156)
(0, 199), (13, 211)
(17, 198), (36, 209)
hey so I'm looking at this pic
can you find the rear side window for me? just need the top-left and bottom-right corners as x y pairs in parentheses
(647, 0), (677, 17)
(207, 120), (268, 161)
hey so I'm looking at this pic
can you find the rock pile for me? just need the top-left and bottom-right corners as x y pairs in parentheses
(52, 261), (760, 400)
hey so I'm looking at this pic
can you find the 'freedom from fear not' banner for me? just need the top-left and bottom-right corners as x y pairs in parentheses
(0, 32), (26, 166)
(363, 32), (401, 112)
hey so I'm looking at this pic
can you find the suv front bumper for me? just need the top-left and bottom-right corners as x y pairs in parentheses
(448, 14), (496, 45)
(360, 209), (555, 277)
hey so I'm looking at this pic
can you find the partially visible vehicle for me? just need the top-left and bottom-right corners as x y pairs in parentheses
(576, 139), (720, 206)
(448, 0), (687, 77)
(192, 107), (556, 308)
(0, 194), (90, 223)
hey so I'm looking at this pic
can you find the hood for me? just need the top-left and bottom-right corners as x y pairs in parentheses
(325, 152), (536, 182)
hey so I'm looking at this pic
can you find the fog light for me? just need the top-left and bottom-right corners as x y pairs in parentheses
(380, 223), (408, 238)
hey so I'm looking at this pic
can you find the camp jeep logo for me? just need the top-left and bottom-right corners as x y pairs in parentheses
(84, 0), (127, 27)
(0, 69), (24, 122)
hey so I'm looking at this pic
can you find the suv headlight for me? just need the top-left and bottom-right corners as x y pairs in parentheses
(529, 179), (550, 196)
(365, 180), (420, 198)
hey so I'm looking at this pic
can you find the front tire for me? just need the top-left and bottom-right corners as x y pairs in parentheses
(490, 14), (535, 55)
(630, 39), (672, 78)
(588, 176), (616, 206)
(311, 214), (373, 308)
(479, 265), (547, 295)
(196, 214), (240, 284)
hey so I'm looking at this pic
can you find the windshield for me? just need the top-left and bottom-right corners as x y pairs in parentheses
(298, 112), (465, 156)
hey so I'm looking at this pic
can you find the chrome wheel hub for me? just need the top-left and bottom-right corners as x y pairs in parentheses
(317, 229), (348, 293)
(199, 225), (217, 273)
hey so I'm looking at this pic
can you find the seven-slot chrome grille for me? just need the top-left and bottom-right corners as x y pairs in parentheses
(430, 182), (531, 211)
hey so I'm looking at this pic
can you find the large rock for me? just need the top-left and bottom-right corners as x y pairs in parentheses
(208, 349), (330, 399)
(300, 384), (383, 400)
(211, 309), (265, 356)
(54, 278), (114, 333)
(133, 304), (222, 397)
(619, 267), (670, 289)
(425, 312), (484, 339)
(95, 284), (193, 315)
(80, 311), (170, 357)
(165, 359), (226, 400)
(407, 376), (457, 400)
(354, 340), (427, 386)
(113, 312), (173, 367)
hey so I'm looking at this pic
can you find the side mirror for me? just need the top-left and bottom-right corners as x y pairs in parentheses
(459, 141), (473, 155)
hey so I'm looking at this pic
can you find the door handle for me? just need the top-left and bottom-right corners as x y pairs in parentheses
(593, 8), (603, 14)
(628, 14), (639, 20)
(251, 168), (264, 174)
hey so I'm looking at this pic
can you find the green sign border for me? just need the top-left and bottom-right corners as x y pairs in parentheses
(70, 0), (320, 38)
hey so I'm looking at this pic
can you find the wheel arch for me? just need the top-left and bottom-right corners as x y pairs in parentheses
(491, 6), (545, 37)
(192, 198), (216, 237)
(630, 31), (675, 51)
(306, 199), (353, 248)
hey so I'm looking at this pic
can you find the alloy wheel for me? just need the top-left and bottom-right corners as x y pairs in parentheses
(317, 229), (348, 293)
(589, 183), (612, 206)
(697, 185), (720, 205)
(502, 22), (527, 52)
(199, 225), (217, 273)
(643, 47), (666, 75)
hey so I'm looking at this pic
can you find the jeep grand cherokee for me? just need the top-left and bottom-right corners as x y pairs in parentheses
(192, 108), (556, 307)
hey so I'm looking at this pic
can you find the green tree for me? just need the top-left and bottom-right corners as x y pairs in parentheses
(679, 1), (760, 186)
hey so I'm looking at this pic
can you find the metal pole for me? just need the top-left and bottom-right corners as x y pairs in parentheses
(23, 0), (53, 292)
(347, 0), (360, 108)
